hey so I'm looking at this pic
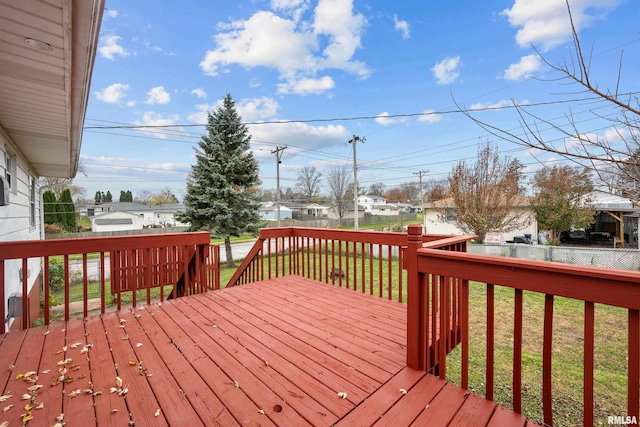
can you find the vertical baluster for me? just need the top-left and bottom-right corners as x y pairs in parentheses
(368, 243), (373, 295)
(629, 309), (639, 421)
(100, 253), (106, 313)
(352, 241), (357, 292)
(438, 275), (448, 379)
(345, 242), (350, 289)
(513, 288), (523, 413)
(82, 254), (89, 318)
(584, 301), (594, 426)
(43, 257), (50, 326)
(398, 246), (403, 303)
(64, 255), (70, 321)
(542, 294), (555, 426)
(378, 244), (383, 298)
(387, 246), (392, 300)
(460, 278), (469, 390)
(486, 283), (495, 401)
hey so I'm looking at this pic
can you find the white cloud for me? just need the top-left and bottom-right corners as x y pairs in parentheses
(375, 112), (395, 125)
(249, 121), (349, 154)
(418, 109), (444, 123)
(504, 54), (542, 81)
(191, 88), (207, 99)
(105, 10), (118, 19)
(133, 112), (183, 139)
(276, 75), (335, 95)
(187, 96), (280, 124)
(501, 0), (623, 51)
(238, 97), (280, 120)
(143, 40), (163, 53)
(432, 56), (461, 85)
(144, 86), (171, 105)
(95, 83), (130, 104)
(470, 99), (515, 111)
(200, 0), (369, 95)
(98, 35), (130, 60)
(394, 15), (410, 39)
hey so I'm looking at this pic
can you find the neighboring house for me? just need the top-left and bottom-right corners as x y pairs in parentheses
(91, 212), (143, 233)
(422, 196), (537, 243)
(584, 190), (638, 246)
(370, 203), (401, 216)
(357, 195), (387, 213)
(286, 202), (330, 219)
(0, 1), (104, 330)
(327, 204), (366, 220)
(259, 203), (293, 221)
(91, 202), (188, 228)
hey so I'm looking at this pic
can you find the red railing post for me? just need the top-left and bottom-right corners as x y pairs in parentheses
(406, 223), (425, 370)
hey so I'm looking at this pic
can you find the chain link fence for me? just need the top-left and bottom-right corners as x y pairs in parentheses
(469, 244), (640, 271)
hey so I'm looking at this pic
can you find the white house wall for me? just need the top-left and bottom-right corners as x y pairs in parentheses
(423, 208), (538, 242)
(1, 137), (42, 330)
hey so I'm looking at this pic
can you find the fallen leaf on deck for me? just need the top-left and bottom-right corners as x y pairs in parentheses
(8, 364), (14, 371)
(119, 319), (126, 324)
(57, 358), (72, 366)
(111, 409), (119, 414)
(42, 370), (50, 374)
(70, 342), (83, 349)
(116, 377), (123, 388)
(121, 335), (129, 340)
(22, 411), (34, 422)
(68, 389), (81, 398)
(27, 385), (43, 393)
(258, 409), (265, 414)
(21, 394), (31, 400)
(24, 402), (36, 411)
(233, 381), (239, 388)
(129, 360), (138, 366)
(56, 413), (65, 421)
(44, 330), (50, 336)
(136, 343), (142, 348)
(55, 346), (67, 354)
(35, 402), (44, 409)
(109, 387), (118, 394)
(337, 392), (348, 399)
(399, 389), (407, 395)
(0, 421), (7, 427)
(154, 408), (161, 417)
(2, 404), (13, 412)
(0, 394), (12, 403)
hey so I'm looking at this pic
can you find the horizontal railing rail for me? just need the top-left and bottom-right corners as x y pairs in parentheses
(405, 224), (640, 426)
(0, 232), (219, 332)
(227, 227), (473, 304)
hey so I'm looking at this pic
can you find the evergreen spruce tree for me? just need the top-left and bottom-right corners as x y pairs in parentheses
(105, 191), (113, 202)
(94, 191), (102, 204)
(176, 93), (260, 267)
(119, 191), (126, 202)
(126, 190), (133, 202)
(59, 189), (76, 232)
(43, 190), (58, 224)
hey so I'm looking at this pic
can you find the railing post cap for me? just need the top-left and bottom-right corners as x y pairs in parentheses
(407, 224), (422, 236)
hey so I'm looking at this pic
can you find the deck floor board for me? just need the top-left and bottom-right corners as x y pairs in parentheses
(0, 276), (530, 427)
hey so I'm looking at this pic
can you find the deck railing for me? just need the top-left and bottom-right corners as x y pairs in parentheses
(0, 232), (219, 332)
(227, 226), (472, 302)
(405, 224), (640, 426)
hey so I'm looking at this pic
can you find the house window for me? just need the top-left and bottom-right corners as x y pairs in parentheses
(445, 208), (457, 223)
(29, 177), (36, 227)
(5, 151), (16, 193)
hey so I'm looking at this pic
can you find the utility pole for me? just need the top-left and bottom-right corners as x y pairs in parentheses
(413, 170), (429, 205)
(349, 135), (365, 229)
(272, 146), (287, 227)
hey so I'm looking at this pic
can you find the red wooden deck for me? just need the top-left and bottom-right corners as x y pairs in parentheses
(0, 276), (534, 426)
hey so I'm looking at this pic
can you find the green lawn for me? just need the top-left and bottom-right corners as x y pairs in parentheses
(445, 282), (629, 427)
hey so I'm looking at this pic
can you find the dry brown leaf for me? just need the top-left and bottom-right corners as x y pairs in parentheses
(337, 392), (348, 399)
(68, 389), (81, 398)
(154, 408), (161, 417)
(116, 376), (123, 388)
(129, 360), (138, 366)
(0, 394), (12, 403)
(0, 421), (7, 427)
(22, 411), (34, 422)
(2, 404), (13, 412)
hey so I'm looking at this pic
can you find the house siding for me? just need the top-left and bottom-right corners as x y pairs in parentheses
(1, 137), (43, 330)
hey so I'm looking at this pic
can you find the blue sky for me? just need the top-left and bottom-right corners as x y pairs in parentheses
(77, 0), (640, 202)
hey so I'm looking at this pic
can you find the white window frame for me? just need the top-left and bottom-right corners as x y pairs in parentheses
(5, 151), (17, 194)
(29, 176), (36, 227)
